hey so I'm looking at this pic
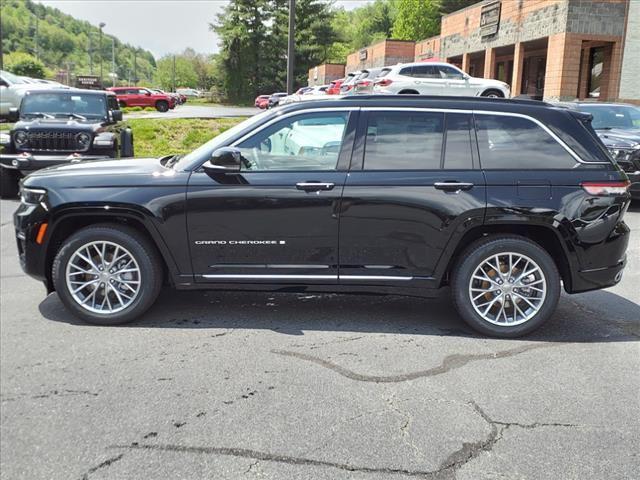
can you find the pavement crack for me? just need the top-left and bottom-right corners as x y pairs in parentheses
(272, 343), (552, 383)
(80, 453), (124, 480)
(113, 443), (450, 478)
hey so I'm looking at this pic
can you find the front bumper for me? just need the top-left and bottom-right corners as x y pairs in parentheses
(0, 153), (111, 174)
(14, 200), (49, 283)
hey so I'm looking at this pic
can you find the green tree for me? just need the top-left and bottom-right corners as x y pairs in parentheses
(155, 55), (199, 91)
(5, 52), (46, 77)
(393, 0), (440, 41)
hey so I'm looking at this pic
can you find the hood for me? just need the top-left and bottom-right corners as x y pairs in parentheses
(596, 128), (640, 149)
(26, 157), (167, 181)
(15, 117), (104, 132)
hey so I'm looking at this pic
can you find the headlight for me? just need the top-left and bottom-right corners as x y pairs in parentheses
(14, 130), (28, 147)
(20, 187), (47, 205)
(92, 133), (114, 147)
(76, 132), (91, 149)
(0, 132), (10, 145)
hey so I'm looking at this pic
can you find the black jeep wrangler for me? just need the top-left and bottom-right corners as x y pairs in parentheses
(0, 88), (134, 198)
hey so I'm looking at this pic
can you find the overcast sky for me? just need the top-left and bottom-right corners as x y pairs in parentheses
(36, 0), (372, 59)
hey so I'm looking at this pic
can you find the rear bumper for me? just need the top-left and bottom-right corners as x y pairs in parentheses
(0, 153), (110, 174)
(628, 171), (640, 200)
(570, 256), (627, 293)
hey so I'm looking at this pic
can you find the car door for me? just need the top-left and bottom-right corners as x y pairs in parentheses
(186, 108), (357, 283)
(437, 65), (470, 96)
(410, 65), (446, 95)
(338, 108), (486, 288)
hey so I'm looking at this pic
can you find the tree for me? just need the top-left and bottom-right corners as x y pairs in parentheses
(5, 52), (46, 77)
(393, 0), (440, 41)
(155, 55), (198, 90)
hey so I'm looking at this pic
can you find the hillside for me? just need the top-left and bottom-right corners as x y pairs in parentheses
(0, 0), (156, 84)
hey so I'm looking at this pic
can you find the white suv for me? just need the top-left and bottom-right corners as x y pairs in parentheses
(373, 62), (510, 98)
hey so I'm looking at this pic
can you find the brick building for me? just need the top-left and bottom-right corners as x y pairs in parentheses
(321, 0), (637, 103)
(308, 64), (345, 87)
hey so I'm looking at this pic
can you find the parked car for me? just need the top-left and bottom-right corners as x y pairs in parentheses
(340, 71), (362, 94)
(353, 68), (384, 95)
(254, 94), (270, 109)
(268, 92), (288, 108)
(296, 87), (314, 95)
(14, 96), (631, 337)
(1, 69), (67, 119)
(151, 88), (182, 105)
(0, 89), (132, 198)
(326, 78), (344, 95)
(373, 62), (510, 98)
(108, 87), (176, 112)
(559, 102), (640, 200)
(302, 85), (328, 95)
(176, 88), (202, 98)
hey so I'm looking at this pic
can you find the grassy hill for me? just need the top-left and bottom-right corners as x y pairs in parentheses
(0, 0), (156, 84)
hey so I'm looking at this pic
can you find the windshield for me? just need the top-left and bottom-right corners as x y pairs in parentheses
(21, 92), (107, 119)
(579, 105), (640, 130)
(174, 111), (271, 170)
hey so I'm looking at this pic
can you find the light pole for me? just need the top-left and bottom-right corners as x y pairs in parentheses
(99, 22), (106, 86)
(111, 37), (116, 86)
(286, 0), (296, 95)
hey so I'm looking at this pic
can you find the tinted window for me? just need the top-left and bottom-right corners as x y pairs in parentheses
(364, 112), (444, 170)
(444, 113), (473, 169)
(399, 67), (413, 76)
(237, 112), (348, 171)
(412, 65), (440, 78)
(438, 65), (464, 79)
(475, 114), (577, 169)
(107, 95), (119, 111)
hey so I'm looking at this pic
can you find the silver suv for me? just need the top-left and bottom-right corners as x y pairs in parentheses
(373, 62), (510, 98)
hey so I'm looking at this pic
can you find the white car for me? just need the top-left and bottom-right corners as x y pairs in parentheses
(373, 62), (510, 98)
(176, 88), (202, 98)
(0, 70), (67, 118)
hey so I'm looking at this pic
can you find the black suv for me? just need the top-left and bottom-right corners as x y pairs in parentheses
(14, 96), (631, 337)
(1, 88), (133, 198)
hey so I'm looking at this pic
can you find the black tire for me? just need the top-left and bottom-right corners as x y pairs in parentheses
(481, 89), (504, 98)
(399, 90), (419, 95)
(119, 100), (127, 108)
(0, 167), (20, 199)
(451, 235), (561, 338)
(120, 128), (134, 158)
(52, 224), (163, 325)
(155, 100), (169, 112)
(107, 142), (118, 158)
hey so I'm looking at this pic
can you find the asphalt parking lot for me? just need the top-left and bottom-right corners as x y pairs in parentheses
(1, 197), (639, 480)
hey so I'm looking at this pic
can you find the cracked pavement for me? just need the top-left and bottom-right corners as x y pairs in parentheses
(1, 198), (639, 479)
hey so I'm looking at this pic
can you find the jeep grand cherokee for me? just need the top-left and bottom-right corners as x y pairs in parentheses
(14, 96), (631, 337)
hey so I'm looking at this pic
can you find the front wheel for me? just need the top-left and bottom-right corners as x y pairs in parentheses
(0, 167), (20, 199)
(155, 100), (169, 112)
(451, 236), (560, 337)
(481, 89), (504, 98)
(52, 225), (163, 325)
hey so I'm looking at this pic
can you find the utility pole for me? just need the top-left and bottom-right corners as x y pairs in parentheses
(88, 34), (93, 75)
(286, 0), (296, 94)
(99, 22), (105, 86)
(0, 15), (4, 70)
(172, 55), (176, 92)
(133, 51), (137, 85)
(111, 37), (116, 87)
(34, 16), (39, 61)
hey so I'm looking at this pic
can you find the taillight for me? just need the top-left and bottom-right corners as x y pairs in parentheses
(357, 80), (372, 87)
(375, 79), (393, 87)
(581, 180), (630, 196)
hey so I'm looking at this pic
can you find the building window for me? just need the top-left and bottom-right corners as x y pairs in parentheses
(588, 47), (605, 98)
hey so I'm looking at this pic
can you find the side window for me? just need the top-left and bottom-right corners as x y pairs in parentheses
(412, 65), (440, 78)
(237, 112), (348, 171)
(444, 113), (473, 169)
(438, 65), (464, 79)
(107, 96), (119, 111)
(475, 114), (577, 169)
(363, 111), (444, 170)
(399, 67), (413, 76)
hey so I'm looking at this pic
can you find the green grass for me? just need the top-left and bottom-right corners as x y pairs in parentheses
(124, 117), (246, 158)
(121, 106), (156, 113)
(0, 123), (13, 131)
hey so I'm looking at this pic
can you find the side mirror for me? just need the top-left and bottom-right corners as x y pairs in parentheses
(111, 110), (123, 122)
(205, 147), (243, 173)
(145, 91), (151, 96)
(8, 107), (19, 122)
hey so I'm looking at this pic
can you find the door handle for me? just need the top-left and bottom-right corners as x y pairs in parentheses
(434, 181), (474, 192)
(296, 182), (335, 192)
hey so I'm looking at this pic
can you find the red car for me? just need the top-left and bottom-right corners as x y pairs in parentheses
(108, 87), (176, 112)
(254, 94), (270, 109)
(326, 79), (344, 95)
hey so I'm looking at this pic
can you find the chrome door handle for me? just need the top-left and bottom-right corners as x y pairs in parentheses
(434, 182), (474, 192)
(296, 182), (335, 192)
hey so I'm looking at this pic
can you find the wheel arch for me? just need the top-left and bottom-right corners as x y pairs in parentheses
(439, 223), (575, 292)
(398, 89), (419, 95)
(480, 88), (505, 98)
(44, 208), (180, 292)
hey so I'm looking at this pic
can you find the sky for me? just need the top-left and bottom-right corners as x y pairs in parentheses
(36, 0), (373, 59)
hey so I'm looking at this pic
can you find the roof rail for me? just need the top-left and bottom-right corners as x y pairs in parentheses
(339, 94), (552, 107)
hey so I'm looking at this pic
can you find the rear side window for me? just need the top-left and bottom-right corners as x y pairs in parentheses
(475, 114), (577, 169)
(412, 65), (440, 78)
(363, 111), (444, 170)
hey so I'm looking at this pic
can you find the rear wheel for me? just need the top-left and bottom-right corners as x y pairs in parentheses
(451, 236), (560, 337)
(118, 100), (127, 108)
(398, 90), (419, 95)
(155, 100), (169, 112)
(0, 167), (20, 199)
(52, 225), (163, 325)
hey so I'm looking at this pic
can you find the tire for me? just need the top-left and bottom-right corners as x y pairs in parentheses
(155, 100), (169, 112)
(481, 89), (504, 98)
(120, 128), (134, 158)
(119, 100), (127, 108)
(52, 224), (163, 325)
(451, 235), (560, 337)
(0, 167), (20, 199)
(107, 142), (118, 158)
(399, 90), (419, 95)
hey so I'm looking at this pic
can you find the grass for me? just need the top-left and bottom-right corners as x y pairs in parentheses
(124, 117), (246, 158)
(0, 123), (13, 131)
